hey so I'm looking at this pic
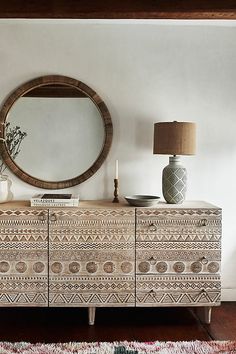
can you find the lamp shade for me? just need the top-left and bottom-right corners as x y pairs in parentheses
(153, 121), (196, 155)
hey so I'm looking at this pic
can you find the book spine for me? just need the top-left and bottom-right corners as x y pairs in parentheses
(31, 198), (79, 203)
(31, 201), (79, 207)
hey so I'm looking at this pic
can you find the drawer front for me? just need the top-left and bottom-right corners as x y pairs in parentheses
(0, 209), (48, 307)
(136, 275), (221, 306)
(136, 208), (221, 242)
(49, 208), (135, 243)
(49, 208), (135, 306)
(136, 241), (221, 275)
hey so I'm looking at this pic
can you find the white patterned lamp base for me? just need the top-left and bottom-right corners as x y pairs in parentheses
(162, 156), (187, 204)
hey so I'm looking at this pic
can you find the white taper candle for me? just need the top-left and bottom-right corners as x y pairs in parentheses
(115, 160), (119, 179)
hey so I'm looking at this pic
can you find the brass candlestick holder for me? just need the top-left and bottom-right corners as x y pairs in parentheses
(112, 178), (119, 203)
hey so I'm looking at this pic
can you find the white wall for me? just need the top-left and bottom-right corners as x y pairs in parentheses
(0, 19), (236, 300)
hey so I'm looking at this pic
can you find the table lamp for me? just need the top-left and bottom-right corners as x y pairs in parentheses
(153, 121), (196, 204)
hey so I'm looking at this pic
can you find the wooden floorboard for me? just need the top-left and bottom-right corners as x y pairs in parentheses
(0, 303), (235, 342)
(201, 303), (236, 341)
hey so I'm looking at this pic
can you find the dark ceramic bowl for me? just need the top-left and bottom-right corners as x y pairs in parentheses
(124, 195), (160, 207)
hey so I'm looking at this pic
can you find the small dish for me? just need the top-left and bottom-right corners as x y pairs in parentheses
(124, 195), (160, 207)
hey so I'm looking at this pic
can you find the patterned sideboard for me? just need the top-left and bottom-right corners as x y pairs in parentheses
(0, 200), (221, 325)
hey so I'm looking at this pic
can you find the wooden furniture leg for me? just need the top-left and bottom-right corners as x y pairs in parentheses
(195, 306), (212, 324)
(88, 307), (96, 325)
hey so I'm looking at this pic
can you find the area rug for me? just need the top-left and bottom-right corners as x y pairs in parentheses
(0, 341), (236, 354)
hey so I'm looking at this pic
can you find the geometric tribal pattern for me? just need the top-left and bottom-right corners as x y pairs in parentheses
(136, 241), (221, 250)
(136, 206), (221, 307)
(0, 292), (47, 306)
(0, 203), (221, 310)
(0, 207), (48, 307)
(162, 166), (187, 204)
(136, 230), (221, 242)
(137, 280), (221, 291)
(49, 207), (135, 307)
(136, 291), (221, 305)
(49, 280), (135, 291)
(49, 293), (135, 306)
(136, 249), (220, 263)
(136, 208), (222, 217)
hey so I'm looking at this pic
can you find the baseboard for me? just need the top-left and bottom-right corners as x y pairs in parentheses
(221, 288), (236, 301)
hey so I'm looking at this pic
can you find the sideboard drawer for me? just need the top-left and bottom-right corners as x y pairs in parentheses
(136, 241), (220, 275)
(136, 275), (221, 306)
(136, 208), (221, 242)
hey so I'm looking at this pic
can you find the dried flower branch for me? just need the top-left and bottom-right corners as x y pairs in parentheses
(0, 123), (27, 174)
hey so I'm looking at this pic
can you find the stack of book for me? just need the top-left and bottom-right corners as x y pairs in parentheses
(31, 194), (79, 207)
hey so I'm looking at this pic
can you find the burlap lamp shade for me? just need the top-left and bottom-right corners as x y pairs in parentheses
(153, 121), (196, 204)
(153, 122), (196, 155)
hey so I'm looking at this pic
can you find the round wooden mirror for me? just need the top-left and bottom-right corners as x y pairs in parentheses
(0, 75), (113, 189)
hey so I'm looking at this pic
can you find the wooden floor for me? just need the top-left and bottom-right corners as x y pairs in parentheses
(0, 303), (235, 343)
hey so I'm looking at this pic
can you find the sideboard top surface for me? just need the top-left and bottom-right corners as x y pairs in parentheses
(0, 200), (220, 209)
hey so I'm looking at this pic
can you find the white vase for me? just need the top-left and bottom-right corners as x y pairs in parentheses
(0, 175), (13, 203)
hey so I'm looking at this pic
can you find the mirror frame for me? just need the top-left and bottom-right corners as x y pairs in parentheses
(0, 75), (113, 189)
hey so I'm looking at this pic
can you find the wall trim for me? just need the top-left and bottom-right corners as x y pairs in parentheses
(0, 19), (236, 26)
(221, 288), (236, 301)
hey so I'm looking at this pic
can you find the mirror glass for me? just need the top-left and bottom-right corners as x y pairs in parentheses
(7, 85), (105, 181)
(0, 76), (112, 189)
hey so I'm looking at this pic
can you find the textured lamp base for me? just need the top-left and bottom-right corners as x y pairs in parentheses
(162, 156), (187, 204)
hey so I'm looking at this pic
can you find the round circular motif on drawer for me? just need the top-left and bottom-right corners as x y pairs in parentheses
(138, 261), (150, 273)
(173, 262), (185, 273)
(51, 262), (63, 274)
(86, 262), (98, 273)
(69, 262), (80, 274)
(121, 261), (133, 274)
(15, 261), (27, 273)
(0, 261), (10, 273)
(33, 262), (45, 273)
(191, 261), (203, 273)
(103, 261), (115, 273)
(156, 262), (168, 273)
(207, 262), (219, 273)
